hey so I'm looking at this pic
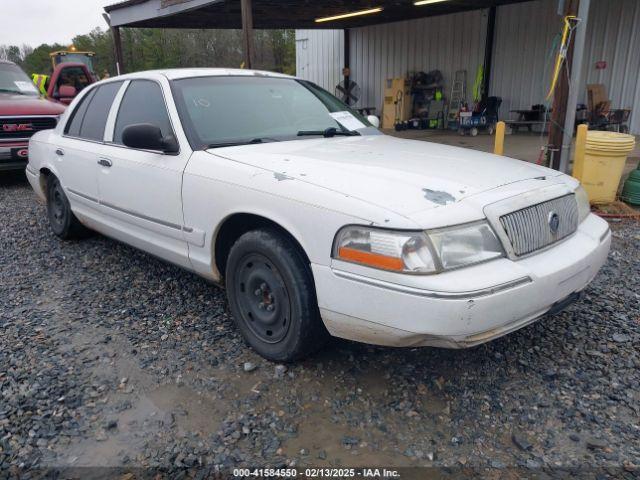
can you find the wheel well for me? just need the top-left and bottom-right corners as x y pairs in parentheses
(39, 168), (53, 194)
(214, 213), (310, 279)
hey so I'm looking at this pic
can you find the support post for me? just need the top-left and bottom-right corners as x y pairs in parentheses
(548, 0), (579, 170)
(559, 0), (590, 174)
(494, 121), (506, 156)
(482, 6), (497, 101)
(343, 28), (351, 105)
(112, 26), (125, 75)
(241, 0), (254, 69)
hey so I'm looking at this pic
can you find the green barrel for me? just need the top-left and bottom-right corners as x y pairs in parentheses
(621, 166), (640, 206)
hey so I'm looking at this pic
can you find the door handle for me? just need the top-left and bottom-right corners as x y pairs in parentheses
(97, 158), (113, 168)
(55, 148), (64, 156)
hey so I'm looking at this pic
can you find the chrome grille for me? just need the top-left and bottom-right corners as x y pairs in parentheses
(500, 194), (578, 256)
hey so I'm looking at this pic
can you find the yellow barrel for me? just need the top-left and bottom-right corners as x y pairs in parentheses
(580, 131), (636, 203)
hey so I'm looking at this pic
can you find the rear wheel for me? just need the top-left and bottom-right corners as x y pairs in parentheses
(225, 228), (329, 362)
(46, 175), (88, 239)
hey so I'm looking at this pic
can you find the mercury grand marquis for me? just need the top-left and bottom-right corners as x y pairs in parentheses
(26, 69), (611, 361)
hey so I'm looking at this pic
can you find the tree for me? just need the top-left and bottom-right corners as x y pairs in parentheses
(1, 27), (296, 78)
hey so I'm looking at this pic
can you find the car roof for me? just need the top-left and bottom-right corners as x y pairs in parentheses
(116, 68), (296, 81)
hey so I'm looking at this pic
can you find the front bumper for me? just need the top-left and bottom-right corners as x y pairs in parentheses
(0, 142), (29, 172)
(313, 213), (611, 348)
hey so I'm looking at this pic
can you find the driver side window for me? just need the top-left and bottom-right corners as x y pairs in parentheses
(113, 80), (173, 146)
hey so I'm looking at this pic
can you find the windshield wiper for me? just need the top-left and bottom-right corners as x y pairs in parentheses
(0, 88), (27, 95)
(206, 137), (279, 149)
(297, 127), (360, 138)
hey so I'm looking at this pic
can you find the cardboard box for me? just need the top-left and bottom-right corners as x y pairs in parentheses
(382, 78), (412, 129)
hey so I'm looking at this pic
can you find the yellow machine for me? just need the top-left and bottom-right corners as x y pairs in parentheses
(49, 45), (97, 75)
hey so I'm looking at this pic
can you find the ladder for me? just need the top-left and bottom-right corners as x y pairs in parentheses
(448, 70), (467, 124)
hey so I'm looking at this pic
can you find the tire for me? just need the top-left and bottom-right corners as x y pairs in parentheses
(46, 175), (88, 239)
(487, 125), (495, 136)
(225, 228), (329, 362)
(470, 127), (479, 137)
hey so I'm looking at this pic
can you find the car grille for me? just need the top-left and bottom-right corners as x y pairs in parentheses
(500, 194), (578, 256)
(0, 117), (57, 140)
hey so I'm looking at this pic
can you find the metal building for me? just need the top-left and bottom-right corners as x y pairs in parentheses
(296, 0), (640, 134)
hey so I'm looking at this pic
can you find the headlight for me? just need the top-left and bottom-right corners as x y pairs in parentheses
(333, 227), (437, 274)
(333, 221), (504, 274)
(575, 185), (590, 222)
(428, 221), (505, 270)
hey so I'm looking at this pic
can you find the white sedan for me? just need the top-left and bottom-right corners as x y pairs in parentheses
(26, 68), (611, 361)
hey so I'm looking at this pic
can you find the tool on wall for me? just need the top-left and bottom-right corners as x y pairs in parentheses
(546, 15), (580, 100)
(472, 65), (484, 105)
(394, 90), (405, 127)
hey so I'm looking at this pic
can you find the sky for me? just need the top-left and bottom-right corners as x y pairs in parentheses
(0, 0), (115, 47)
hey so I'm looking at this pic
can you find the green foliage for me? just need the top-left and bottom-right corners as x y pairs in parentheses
(1, 27), (296, 78)
(22, 43), (66, 76)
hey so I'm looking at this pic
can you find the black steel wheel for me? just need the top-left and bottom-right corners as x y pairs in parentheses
(226, 228), (329, 362)
(46, 175), (88, 239)
(235, 253), (291, 344)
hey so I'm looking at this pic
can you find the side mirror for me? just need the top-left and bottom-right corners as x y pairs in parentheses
(367, 115), (380, 128)
(121, 123), (179, 154)
(58, 85), (77, 99)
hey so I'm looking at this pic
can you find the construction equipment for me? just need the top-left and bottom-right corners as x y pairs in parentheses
(50, 46), (97, 76)
(30, 45), (98, 101)
(448, 69), (466, 128)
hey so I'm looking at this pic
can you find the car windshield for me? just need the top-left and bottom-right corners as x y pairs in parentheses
(171, 75), (378, 149)
(0, 63), (39, 96)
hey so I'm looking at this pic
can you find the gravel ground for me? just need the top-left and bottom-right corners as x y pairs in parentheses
(1, 172), (639, 478)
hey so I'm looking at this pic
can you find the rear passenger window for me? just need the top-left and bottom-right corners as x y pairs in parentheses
(113, 80), (173, 145)
(65, 88), (96, 137)
(79, 82), (122, 141)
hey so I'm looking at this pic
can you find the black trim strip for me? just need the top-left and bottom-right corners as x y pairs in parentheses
(67, 187), (191, 232)
(67, 188), (99, 204)
(100, 200), (183, 231)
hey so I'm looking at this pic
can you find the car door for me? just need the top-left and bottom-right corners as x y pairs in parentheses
(97, 78), (192, 269)
(56, 81), (123, 217)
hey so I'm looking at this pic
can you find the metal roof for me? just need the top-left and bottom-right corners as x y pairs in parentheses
(105, 0), (535, 29)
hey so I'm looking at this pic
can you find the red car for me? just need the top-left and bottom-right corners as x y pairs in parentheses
(0, 60), (86, 172)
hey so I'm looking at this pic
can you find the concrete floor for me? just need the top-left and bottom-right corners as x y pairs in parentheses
(386, 129), (640, 188)
(386, 128), (640, 165)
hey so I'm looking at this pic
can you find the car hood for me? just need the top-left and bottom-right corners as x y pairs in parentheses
(208, 135), (560, 217)
(0, 92), (66, 116)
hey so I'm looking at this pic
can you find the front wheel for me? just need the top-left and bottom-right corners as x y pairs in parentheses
(226, 229), (329, 362)
(46, 175), (88, 239)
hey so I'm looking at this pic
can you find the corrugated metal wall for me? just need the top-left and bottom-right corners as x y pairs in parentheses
(297, 8), (487, 112)
(491, 0), (640, 134)
(296, 0), (640, 134)
(489, 0), (559, 118)
(580, 0), (640, 135)
(295, 30), (344, 90)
